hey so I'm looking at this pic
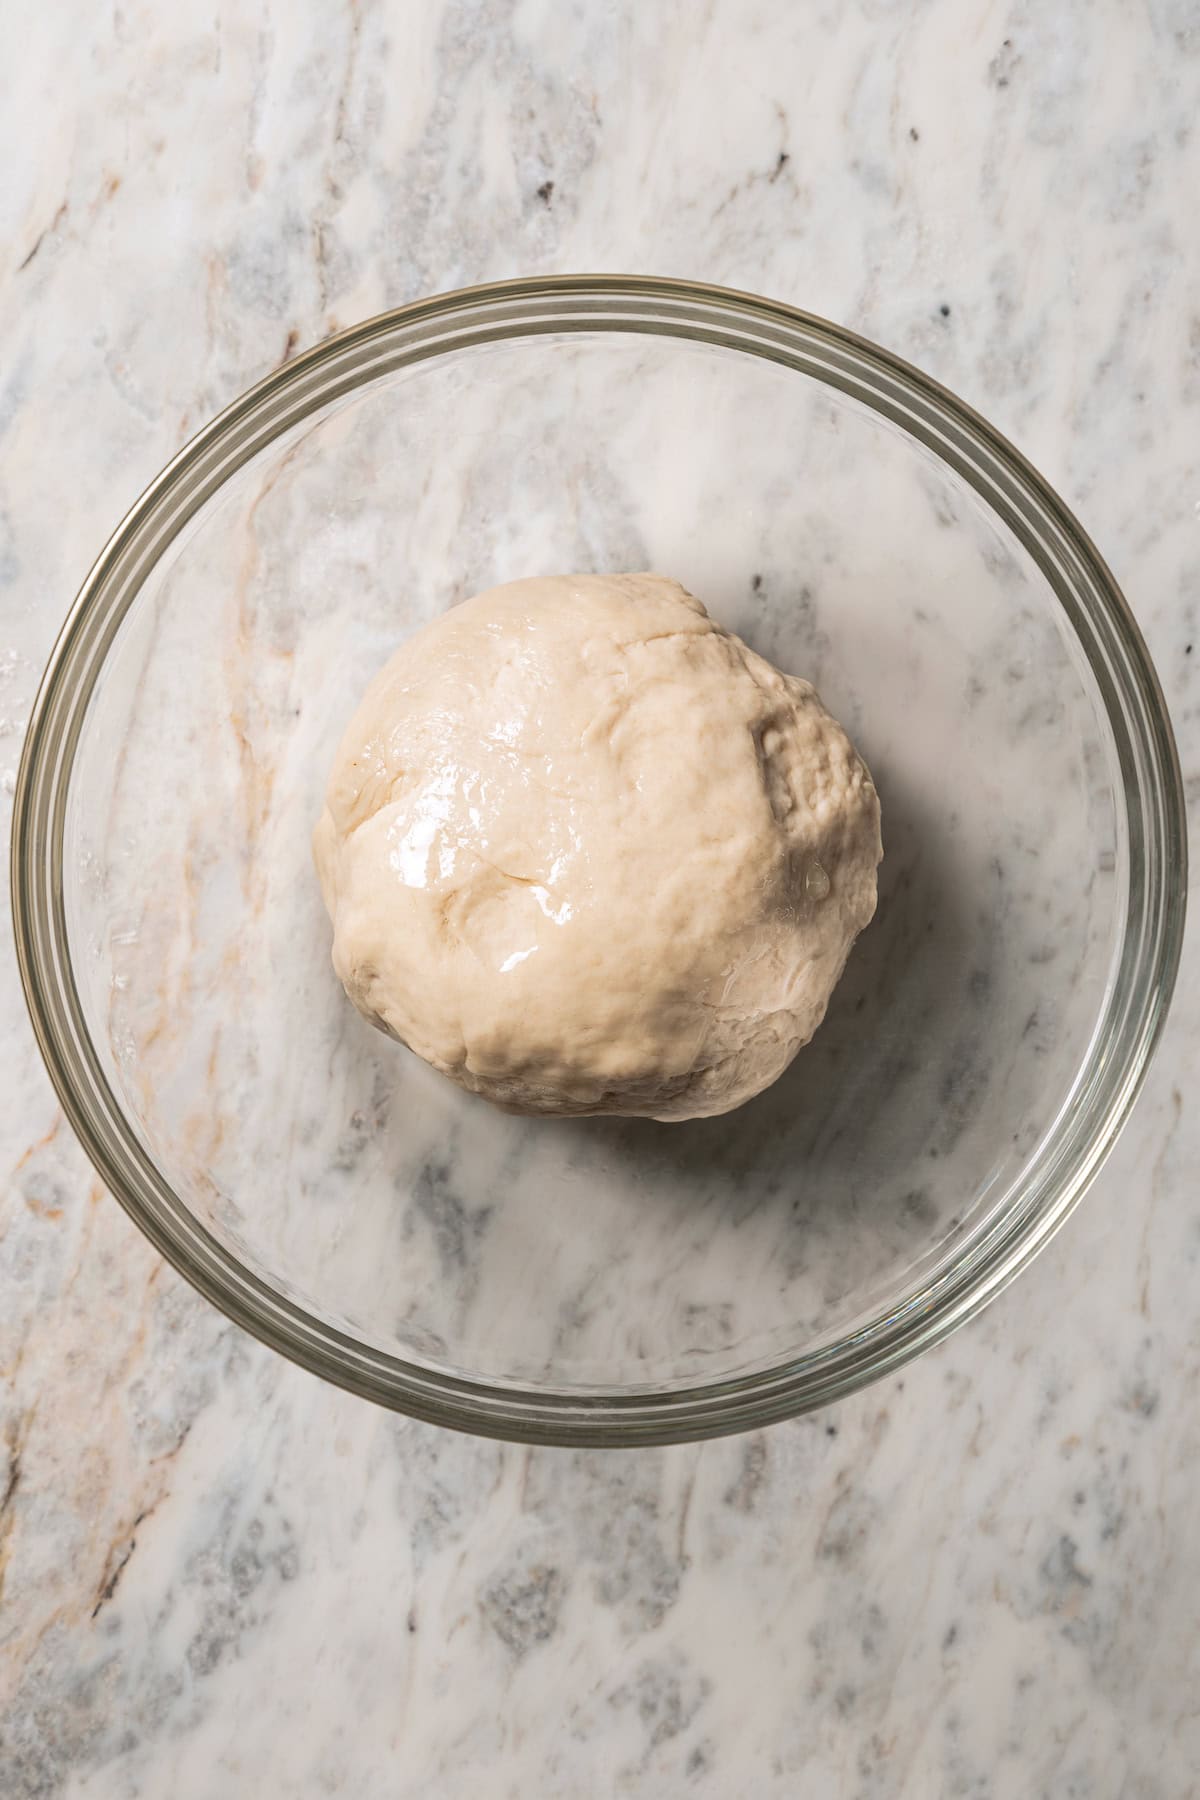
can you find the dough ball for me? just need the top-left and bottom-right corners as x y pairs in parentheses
(314, 573), (882, 1121)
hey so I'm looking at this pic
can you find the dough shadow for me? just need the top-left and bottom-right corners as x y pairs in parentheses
(555, 754), (990, 1254)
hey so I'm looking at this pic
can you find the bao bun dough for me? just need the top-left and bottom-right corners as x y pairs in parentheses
(314, 573), (882, 1122)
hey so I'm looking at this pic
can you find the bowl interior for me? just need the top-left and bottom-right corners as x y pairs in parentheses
(65, 326), (1121, 1394)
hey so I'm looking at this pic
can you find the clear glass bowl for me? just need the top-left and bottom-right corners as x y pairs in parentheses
(11, 277), (1186, 1444)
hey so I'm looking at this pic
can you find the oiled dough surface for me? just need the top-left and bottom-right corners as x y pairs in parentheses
(314, 573), (882, 1121)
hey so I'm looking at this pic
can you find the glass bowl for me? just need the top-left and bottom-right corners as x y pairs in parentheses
(11, 277), (1186, 1445)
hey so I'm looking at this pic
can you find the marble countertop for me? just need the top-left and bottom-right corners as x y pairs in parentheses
(2, 2), (1198, 1793)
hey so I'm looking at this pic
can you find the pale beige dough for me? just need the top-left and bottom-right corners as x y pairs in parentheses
(314, 573), (882, 1121)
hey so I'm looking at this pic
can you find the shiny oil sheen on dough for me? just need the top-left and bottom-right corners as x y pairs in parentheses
(314, 573), (882, 1121)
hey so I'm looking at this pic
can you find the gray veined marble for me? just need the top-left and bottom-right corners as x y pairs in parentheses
(2, 1), (1199, 1796)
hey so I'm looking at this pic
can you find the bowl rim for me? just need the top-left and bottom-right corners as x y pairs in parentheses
(10, 273), (1188, 1445)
